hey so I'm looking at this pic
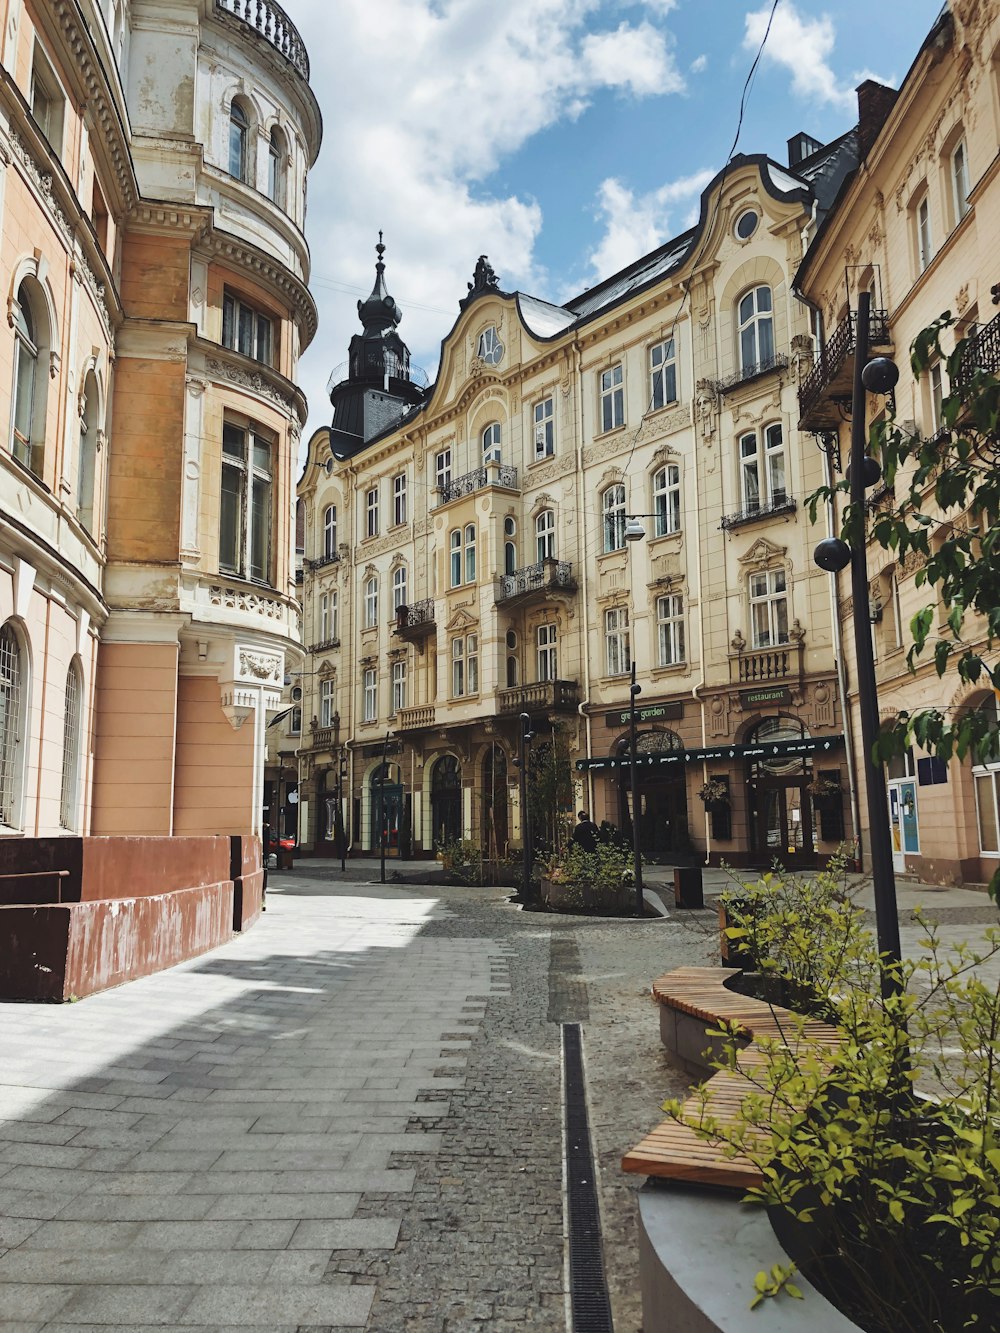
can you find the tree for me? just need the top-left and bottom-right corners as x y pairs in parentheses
(812, 314), (1000, 897)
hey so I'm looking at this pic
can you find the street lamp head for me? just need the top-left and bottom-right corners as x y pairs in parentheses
(846, 455), (883, 489)
(814, 536), (852, 573)
(623, 517), (646, 543)
(862, 356), (899, 395)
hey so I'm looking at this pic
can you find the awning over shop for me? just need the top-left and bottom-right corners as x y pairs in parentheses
(575, 734), (845, 772)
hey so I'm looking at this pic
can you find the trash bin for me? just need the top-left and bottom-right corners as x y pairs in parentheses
(674, 866), (703, 909)
(277, 846), (294, 871)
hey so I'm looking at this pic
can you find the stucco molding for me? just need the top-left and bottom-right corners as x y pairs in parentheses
(205, 352), (306, 424)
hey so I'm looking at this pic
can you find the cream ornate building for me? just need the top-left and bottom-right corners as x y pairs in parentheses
(796, 0), (1000, 886)
(298, 135), (864, 867)
(0, 0), (320, 840)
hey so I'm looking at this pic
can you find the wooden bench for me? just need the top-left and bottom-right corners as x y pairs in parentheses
(622, 966), (843, 1189)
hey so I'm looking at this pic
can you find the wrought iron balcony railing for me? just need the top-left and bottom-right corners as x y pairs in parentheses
(309, 637), (340, 653)
(709, 352), (789, 395)
(798, 309), (891, 428)
(495, 559), (576, 604)
(215, 0), (310, 80)
(720, 496), (797, 531)
(954, 310), (1000, 389)
(310, 551), (341, 570)
(438, 463), (518, 504)
(394, 599), (436, 638)
(497, 680), (580, 714)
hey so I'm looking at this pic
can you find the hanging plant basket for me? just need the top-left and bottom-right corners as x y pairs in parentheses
(698, 779), (730, 808)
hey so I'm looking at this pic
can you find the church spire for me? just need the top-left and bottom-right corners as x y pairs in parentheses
(357, 231), (402, 334)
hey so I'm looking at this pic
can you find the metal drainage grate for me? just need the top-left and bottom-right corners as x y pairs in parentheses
(563, 1022), (614, 1332)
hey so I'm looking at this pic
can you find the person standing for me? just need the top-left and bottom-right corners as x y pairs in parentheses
(571, 811), (600, 853)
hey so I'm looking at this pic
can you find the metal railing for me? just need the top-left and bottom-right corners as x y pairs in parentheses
(798, 309), (890, 422)
(439, 464), (518, 503)
(954, 310), (1000, 388)
(497, 680), (580, 713)
(720, 496), (797, 531)
(396, 705), (436, 730)
(709, 352), (789, 395)
(215, 0), (310, 80)
(495, 559), (575, 603)
(395, 599), (436, 633)
(310, 551), (340, 570)
(309, 637), (340, 653)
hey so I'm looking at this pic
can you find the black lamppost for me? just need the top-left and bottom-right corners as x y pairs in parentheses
(335, 746), (347, 872)
(516, 711), (535, 903)
(379, 730), (392, 885)
(628, 661), (645, 916)
(813, 289), (903, 997)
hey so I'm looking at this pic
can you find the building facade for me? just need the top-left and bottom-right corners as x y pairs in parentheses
(298, 139), (862, 867)
(795, 0), (1000, 886)
(1, 0), (320, 841)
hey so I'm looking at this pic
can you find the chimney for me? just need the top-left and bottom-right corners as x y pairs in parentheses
(856, 80), (898, 160)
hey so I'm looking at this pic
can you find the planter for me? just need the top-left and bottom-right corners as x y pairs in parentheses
(540, 875), (635, 915)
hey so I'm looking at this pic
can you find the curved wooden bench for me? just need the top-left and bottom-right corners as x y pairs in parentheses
(623, 966), (843, 1189)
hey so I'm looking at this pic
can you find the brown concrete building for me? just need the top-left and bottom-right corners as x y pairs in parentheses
(1, 0), (321, 842)
(795, 0), (1000, 886)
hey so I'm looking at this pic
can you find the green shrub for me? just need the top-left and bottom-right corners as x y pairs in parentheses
(438, 838), (482, 885)
(542, 841), (638, 913)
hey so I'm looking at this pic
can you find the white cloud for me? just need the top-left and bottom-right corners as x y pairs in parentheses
(289, 0), (688, 445)
(690, 53), (708, 74)
(743, 1), (854, 111)
(583, 168), (714, 285)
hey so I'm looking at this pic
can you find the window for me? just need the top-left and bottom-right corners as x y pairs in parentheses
(393, 472), (407, 526)
(533, 397), (554, 458)
(452, 634), (479, 697)
(323, 504), (337, 558)
(973, 698), (1000, 855)
(363, 576), (379, 629)
(950, 140), (970, 225)
(290, 706), (302, 735)
(537, 624), (558, 682)
(450, 529), (462, 587)
(58, 663), (82, 830)
(391, 661), (407, 714)
(229, 100), (249, 181)
(506, 631), (519, 687)
(477, 327), (503, 365)
(602, 484), (626, 553)
(329, 590), (339, 642)
(929, 362), (945, 434)
(739, 423), (786, 512)
(483, 422), (501, 464)
(363, 668), (377, 723)
(916, 194), (932, 272)
(504, 517), (517, 575)
(219, 421), (272, 582)
(650, 339), (677, 411)
(600, 363), (624, 432)
(605, 607), (631, 676)
(319, 679), (335, 728)
(749, 569), (789, 648)
(464, 524), (476, 583)
(222, 291), (273, 366)
(11, 283), (40, 472)
(267, 127), (285, 206)
(0, 623), (25, 828)
(657, 594), (685, 667)
(536, 509), (556, 562)
(77, 371), (100, 533)
(652, 465), (681, 536)
(393, 565), (408, 612)
(30, 47), (64, 154)
(737, 286), (774, 372)
(435, 448), (452, 490)
(319, 592), (330, 642)
(366, 487), (379, 538)
(450, 527), (475, 585)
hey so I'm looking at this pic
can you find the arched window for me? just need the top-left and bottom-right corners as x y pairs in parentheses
(0, 622), (26, 829)
(364, 575), (378, 629)
(464, 523), (477, 583)
(229, 100), (249, 182)
(737, 285), (774, 373)
(505, 629), (519, 687)
(323, 504), (337, 558)
(11, 282), (41, 471)
(652, 465), (681, 536)
(267, 127), (285, 206)
(536, 509), (556, 561)
(78, 371), (100, 533)
(504, 516), (517, 575)
(482, 422), (501, 464)
(450, 529), (462, 587)
(59, 660), (82, 830)
(602, 484), (626, 553)
(392, 565), (408, 611)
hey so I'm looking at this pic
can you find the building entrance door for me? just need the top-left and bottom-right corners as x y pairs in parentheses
(370, 765), (403, 856)
(752, 780), (814, 862)
(888, 779), (919, 873)
(430, 754), (463, 849)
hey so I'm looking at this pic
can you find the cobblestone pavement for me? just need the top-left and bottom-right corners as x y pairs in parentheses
(0, 860), (995, 1332)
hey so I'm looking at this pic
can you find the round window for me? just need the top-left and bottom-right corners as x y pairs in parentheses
(506, 630), (517, 650)
(735, 209), (759, 240)
(291, 685), (303, 702)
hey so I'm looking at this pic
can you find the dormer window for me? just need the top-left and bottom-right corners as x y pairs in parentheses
(477, 327), (504, 366)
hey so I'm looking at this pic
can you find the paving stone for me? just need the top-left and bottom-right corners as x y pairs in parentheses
(178, 1281), (374, 1326)
(288, 1219), (401, 1250)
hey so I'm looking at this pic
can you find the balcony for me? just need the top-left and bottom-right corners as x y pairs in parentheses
(497, 680), (580, 715)
(798, 310), (891, 430)
(438, 463), (518, 505)
(954, 310), (1000, 389)
(215, 0), (310, 80)
(495, 559), (576, 606)
(396, 705), (436, 731)
(720, 495), (797, 531)
(393, 599), (436, 643)
(310, 724), (338, 751)
(709, 352), (789, 395)
(310, 551), (340, 571)
(730, 639), (804, 685)
(309, 637), (340, 654)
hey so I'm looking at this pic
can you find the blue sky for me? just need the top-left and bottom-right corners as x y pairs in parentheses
(290, 0), (944, 445)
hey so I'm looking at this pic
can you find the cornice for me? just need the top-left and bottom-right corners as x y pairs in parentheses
(196, 340), (307, 425)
